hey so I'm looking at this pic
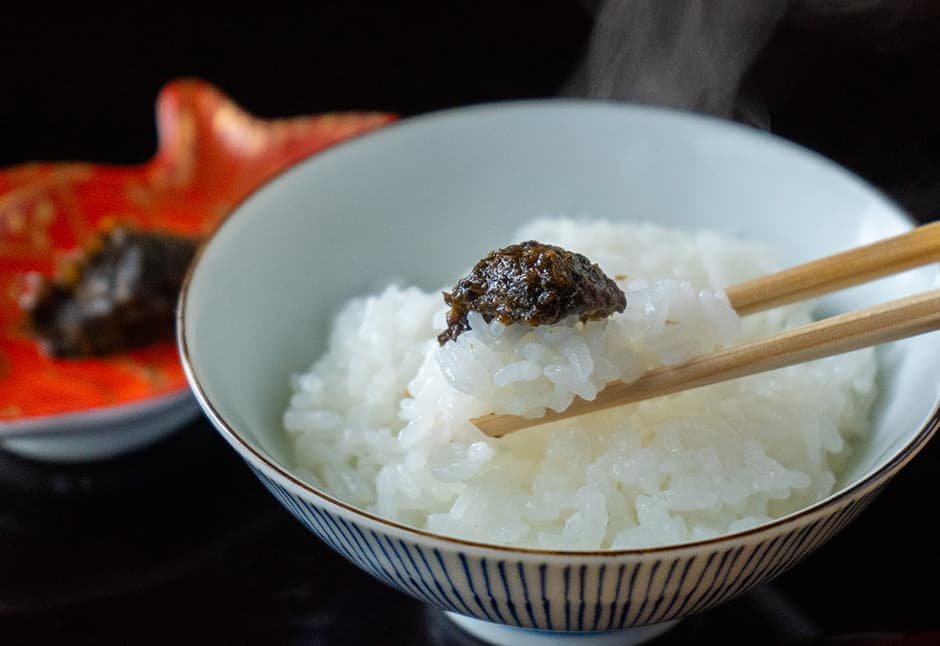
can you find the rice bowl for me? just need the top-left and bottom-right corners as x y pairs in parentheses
(179, 101), (940, 642)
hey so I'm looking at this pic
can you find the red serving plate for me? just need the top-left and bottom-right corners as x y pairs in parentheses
(0, 78), (394, 424)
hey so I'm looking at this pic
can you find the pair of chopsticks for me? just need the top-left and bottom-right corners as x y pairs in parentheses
(472, 221), (940, 438)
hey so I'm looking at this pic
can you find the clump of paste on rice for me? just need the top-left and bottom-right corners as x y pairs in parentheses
(284, 218), (877, 549)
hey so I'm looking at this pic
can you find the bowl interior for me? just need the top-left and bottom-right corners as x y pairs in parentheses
(182, 101), (940, 523)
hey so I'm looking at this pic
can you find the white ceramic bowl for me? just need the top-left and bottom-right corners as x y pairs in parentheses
(179, 102), (940, 645)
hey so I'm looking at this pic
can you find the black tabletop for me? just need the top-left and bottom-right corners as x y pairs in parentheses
(2, 3), (939, 644)
(2, 417), (939, 645)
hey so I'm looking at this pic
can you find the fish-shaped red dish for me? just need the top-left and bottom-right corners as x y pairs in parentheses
(0, 78), (393, 426)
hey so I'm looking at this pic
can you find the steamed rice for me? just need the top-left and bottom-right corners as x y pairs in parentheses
(284, 217), (877, 549)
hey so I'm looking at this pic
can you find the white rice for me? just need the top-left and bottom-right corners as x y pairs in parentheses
(284, 217), (877, 549)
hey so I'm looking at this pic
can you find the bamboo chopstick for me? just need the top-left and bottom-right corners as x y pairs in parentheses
(725, 220), (940, 314)
(472, 289), (940, 437)
(471, 223), (940, 438)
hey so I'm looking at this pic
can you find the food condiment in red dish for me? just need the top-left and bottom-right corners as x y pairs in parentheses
(0, 78), (393, 460)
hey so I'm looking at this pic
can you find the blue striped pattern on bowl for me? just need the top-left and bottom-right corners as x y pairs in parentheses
(254, 467), (883, 631)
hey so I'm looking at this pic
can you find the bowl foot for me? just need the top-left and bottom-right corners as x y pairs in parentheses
(444, 612), (678, 646)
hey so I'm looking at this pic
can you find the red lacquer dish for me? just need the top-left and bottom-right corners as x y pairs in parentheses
(0, 79), (393, 459)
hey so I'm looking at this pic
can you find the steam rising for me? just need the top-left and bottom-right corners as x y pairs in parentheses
(566, 0), (787, 120)
(567, 0), (934, 127)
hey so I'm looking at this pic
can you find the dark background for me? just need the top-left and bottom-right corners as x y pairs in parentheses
(2, 2), (940, 645)
(1, 1), (938, 221)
